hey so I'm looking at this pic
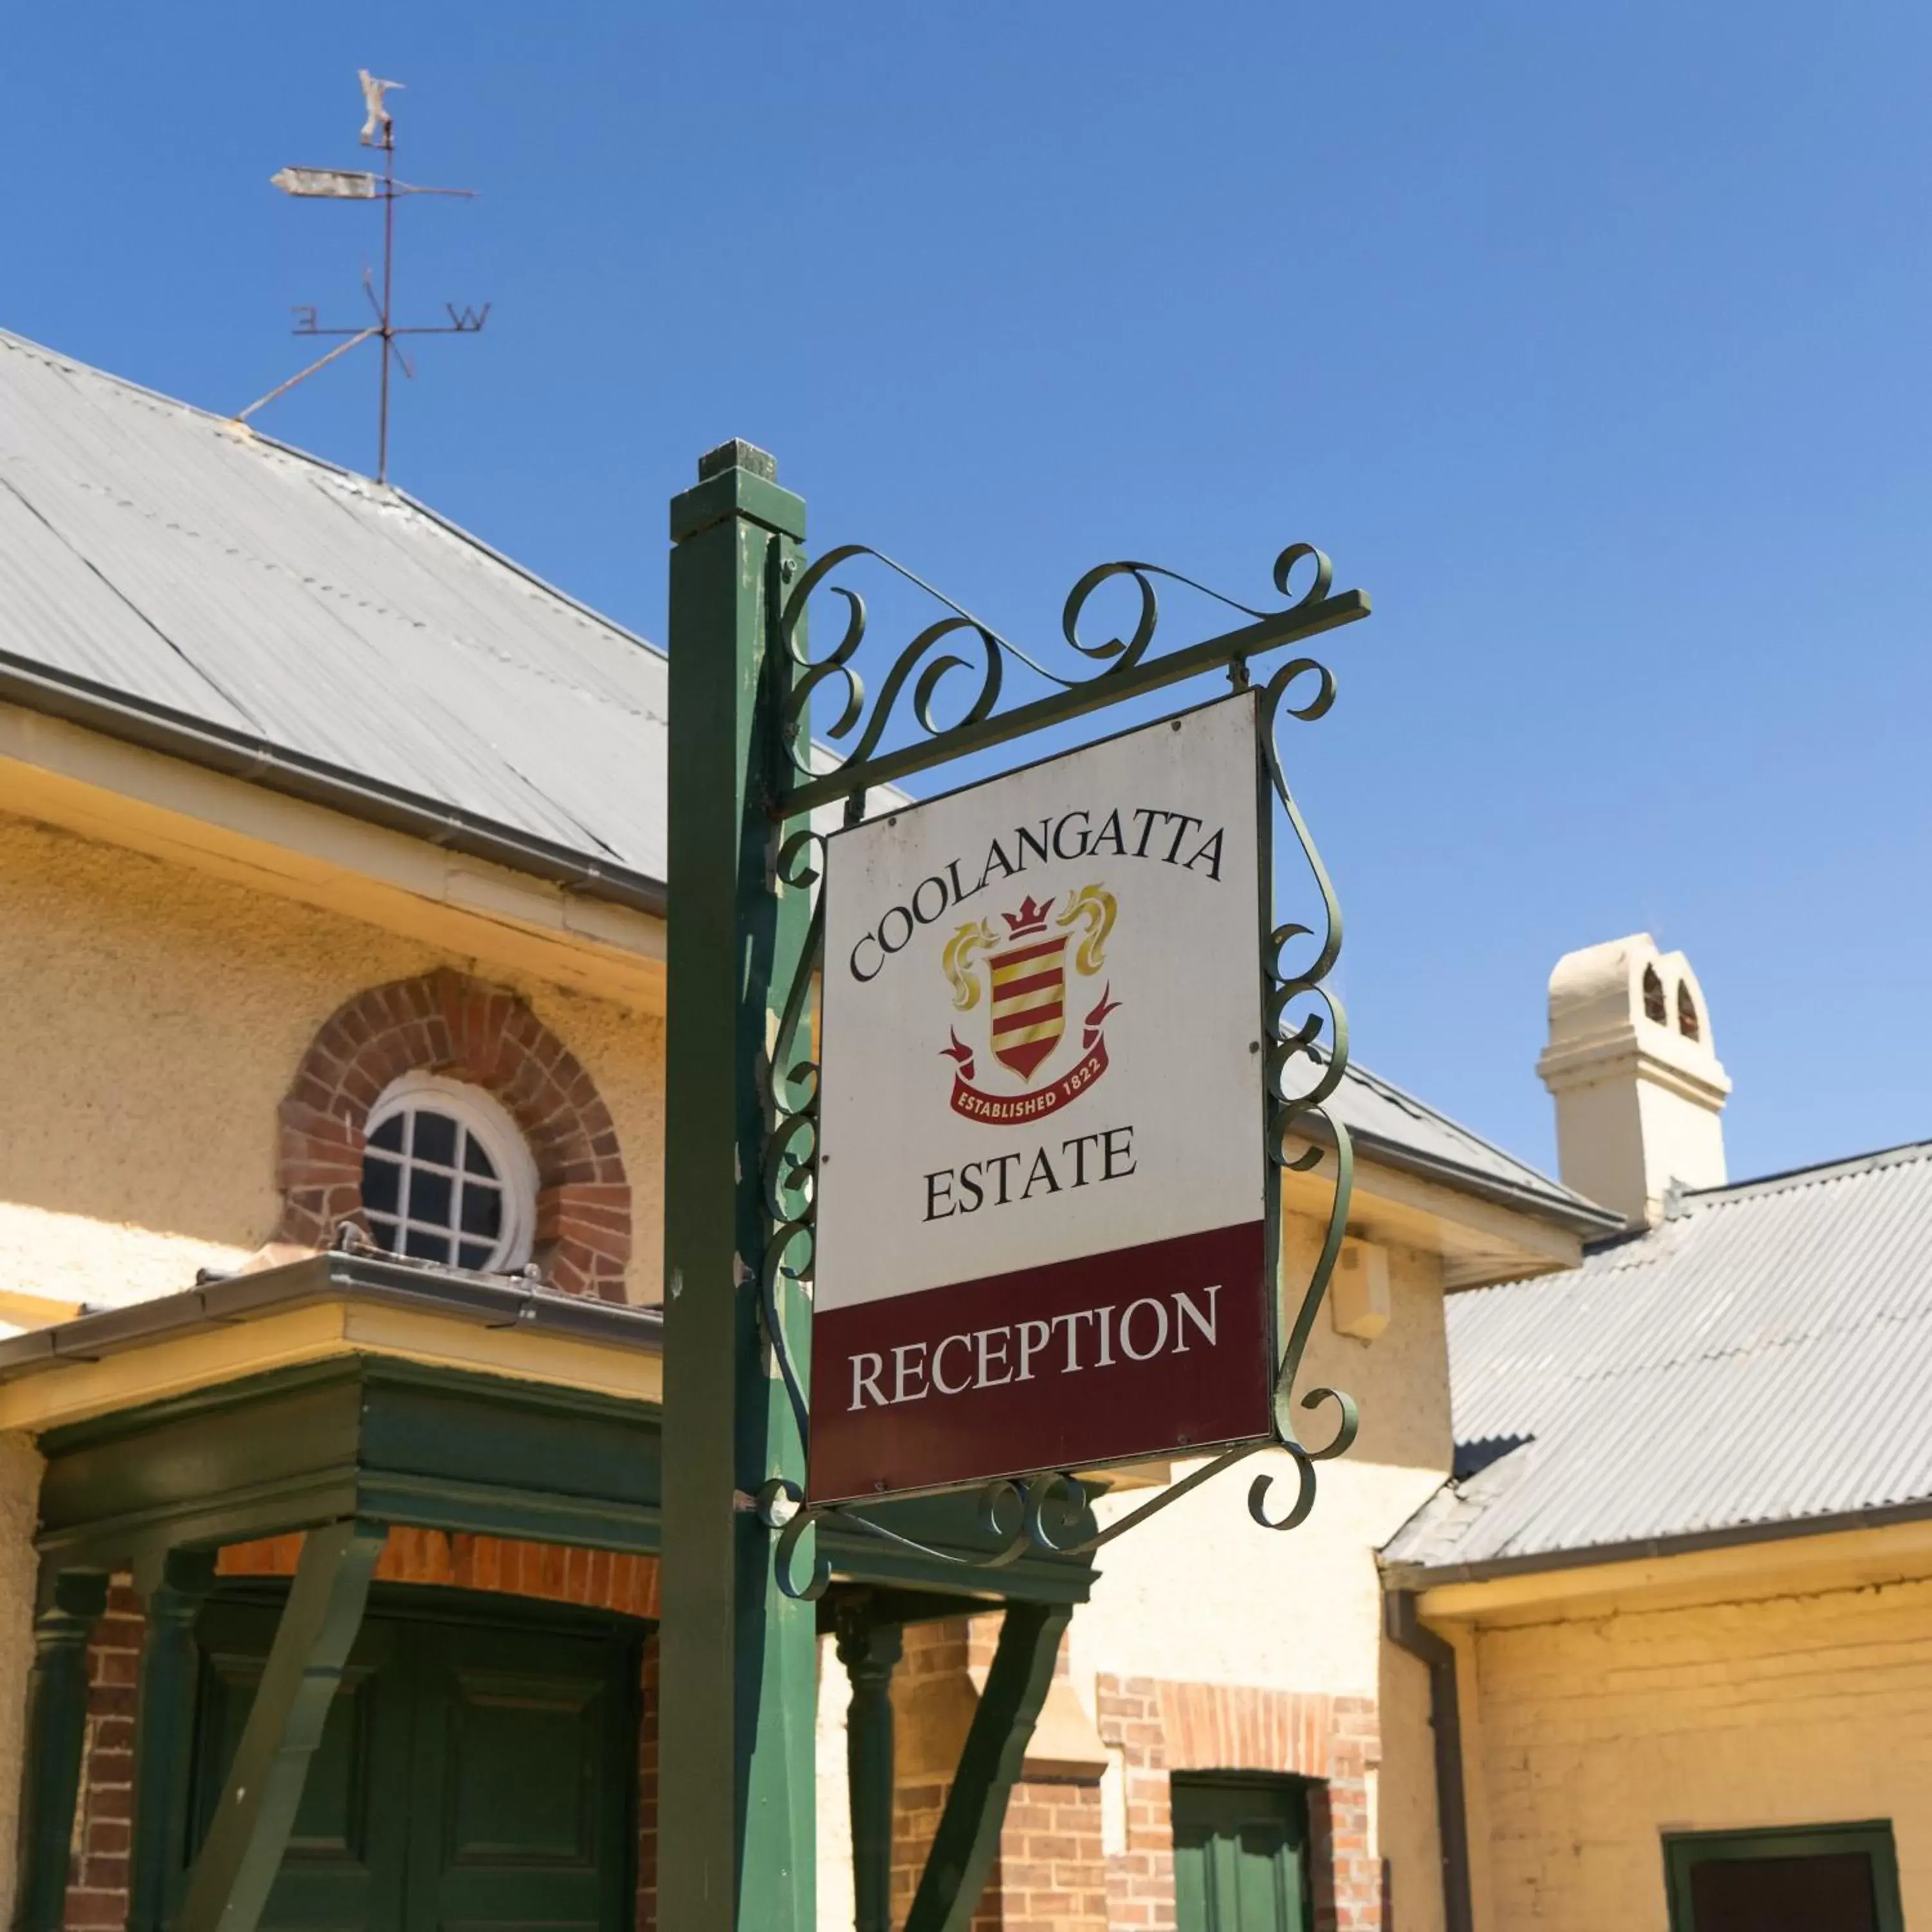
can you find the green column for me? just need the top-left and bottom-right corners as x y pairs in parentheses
(127, 1548), (219, 1932)
(659, 440), (815, 1932)
(836, 1596), (903, 1932)
(12, 1567), (108, 1932)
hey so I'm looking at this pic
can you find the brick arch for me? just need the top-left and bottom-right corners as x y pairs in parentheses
(277, 967), (631, 1301)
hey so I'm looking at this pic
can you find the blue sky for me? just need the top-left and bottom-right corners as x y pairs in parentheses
(6, 4), (1928, 1186)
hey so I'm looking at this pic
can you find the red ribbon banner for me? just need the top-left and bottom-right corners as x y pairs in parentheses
(949, 1037), (1111, 1124)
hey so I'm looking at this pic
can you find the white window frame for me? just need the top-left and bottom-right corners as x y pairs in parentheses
(363, 1070), (539, 1273)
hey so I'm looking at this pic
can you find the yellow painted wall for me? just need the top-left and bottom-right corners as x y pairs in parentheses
(0, 811), (666, 1308)
(1467, 1571), (1932, 1929)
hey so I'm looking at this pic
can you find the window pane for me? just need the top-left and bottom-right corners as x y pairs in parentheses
(459, 1182), (502, 1238)
(462, 1132), (499, 1180)
(404, 1225), (451, 1263)
(408, 1168), (454, 1229)
(458, 1240), (493, 1270)
(366, 1214), (400, 1253)
(368, 1113), (406, 1154)
(361, 1155), (401, 1217)
(412, 1109), (459, 1168)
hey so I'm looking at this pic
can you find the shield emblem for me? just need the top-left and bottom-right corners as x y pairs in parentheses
(988, 930), (1067, 1082)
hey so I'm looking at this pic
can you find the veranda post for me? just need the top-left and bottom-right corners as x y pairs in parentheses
(658, 441), (816, 1931)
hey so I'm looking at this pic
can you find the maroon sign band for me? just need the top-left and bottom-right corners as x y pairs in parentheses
(807, 1218), (1270, 1503)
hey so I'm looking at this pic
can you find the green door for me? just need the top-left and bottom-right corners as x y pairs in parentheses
(1171, 1774), (1313, 1932)
(187, 1591), (641, 1932)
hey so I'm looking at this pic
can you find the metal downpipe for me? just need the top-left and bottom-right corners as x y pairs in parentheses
(1385, 1590), (1474, 1932)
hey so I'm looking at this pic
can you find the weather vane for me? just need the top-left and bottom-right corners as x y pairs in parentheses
(233, 71), (489, 484)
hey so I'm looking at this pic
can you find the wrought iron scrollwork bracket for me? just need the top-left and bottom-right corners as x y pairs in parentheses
(753, 541), (1366, 1601)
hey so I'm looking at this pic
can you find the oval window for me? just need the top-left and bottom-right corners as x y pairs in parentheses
(361, 1072), (537, 1272)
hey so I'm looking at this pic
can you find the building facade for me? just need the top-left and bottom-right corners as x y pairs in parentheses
(1385, 940), (1932, 1931)
(3, 330), (1925, 1932)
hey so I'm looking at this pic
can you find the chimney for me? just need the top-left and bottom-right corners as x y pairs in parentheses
(1536, 933), (1730, 1228)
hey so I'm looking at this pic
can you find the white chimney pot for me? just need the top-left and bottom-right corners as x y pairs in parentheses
(1536, 933), (1730, 1229)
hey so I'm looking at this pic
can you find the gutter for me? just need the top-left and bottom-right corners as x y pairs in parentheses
(1384, 1591), (1473, 1932)
(0, 1250), (665, 1380)
(1381, 1490), (1932, 1594)
(0, 647), (668, 918)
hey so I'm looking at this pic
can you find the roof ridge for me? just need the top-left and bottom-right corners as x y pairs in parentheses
(0, 328), (665, 664)
(0, 328), (366, 486)
(1681, 1135), (1932, 1212)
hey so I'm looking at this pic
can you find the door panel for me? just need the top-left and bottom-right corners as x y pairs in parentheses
(445, 1672), (601, 1862)
(191, 1604), (410, 1929)
(1171, 1775), (1312, 1932)
(415, 1624), (633, 1932)
(187, 1593), (639, 1932)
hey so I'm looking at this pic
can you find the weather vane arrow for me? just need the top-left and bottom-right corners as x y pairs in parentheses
(234, 70), (489, 484)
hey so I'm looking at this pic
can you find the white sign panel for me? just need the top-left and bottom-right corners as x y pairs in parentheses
(810, 694), (1271, 1502)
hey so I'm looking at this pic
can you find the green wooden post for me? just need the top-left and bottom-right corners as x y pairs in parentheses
(836, 1596), (903, 1932)
(176, 1519), (386, 1932)
(11, 1566), (109, 1932)
(659, 440), (815, 1932)
(904, 1602), (1074, 1932)
(127, 1547), (219, 1932)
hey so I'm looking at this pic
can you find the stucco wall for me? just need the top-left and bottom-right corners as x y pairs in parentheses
(1468, 1571), (1932, 1929)
(0, 812), (665, 1307)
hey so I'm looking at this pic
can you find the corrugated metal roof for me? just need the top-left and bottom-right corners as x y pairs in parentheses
(0, 329), (669, 895)
(1383, 1139), (1932, 1578)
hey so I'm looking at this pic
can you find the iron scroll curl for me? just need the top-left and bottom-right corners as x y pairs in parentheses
(754, 541), (1367, 1600)
(1247, 653), (1360, 1535)
(774, 539), (1365, 816)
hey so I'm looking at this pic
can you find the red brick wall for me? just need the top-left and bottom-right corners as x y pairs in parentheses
(275, 967), (632, 1301)
(995, 1779), (1110, 1932)
(889, 1617), (1110, 1932)
(1096, 1675), (1382, 1932)
(216, 1528), (661, 1615)
(892, 1619), (1003, 1931)
(62, 1535), (662, 1932)
(63, 1582), (141, 1932)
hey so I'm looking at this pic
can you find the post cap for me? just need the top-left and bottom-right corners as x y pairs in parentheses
(697, 439), (777, 484)
(670, 442), (804, 544)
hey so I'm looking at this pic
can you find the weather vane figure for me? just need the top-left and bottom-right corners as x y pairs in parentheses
(235, 70), (489, 484)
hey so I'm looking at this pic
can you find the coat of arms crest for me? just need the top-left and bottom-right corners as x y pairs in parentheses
(939, 885), (1121, 1123)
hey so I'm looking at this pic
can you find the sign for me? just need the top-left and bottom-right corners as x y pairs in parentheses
(810, 693), (1272, 1502)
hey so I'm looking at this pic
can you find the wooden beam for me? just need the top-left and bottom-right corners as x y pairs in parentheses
(903, 1602), (1072, 1932)
(11, 1567), (109, 1932)
(175, 1519), (386, 1932)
